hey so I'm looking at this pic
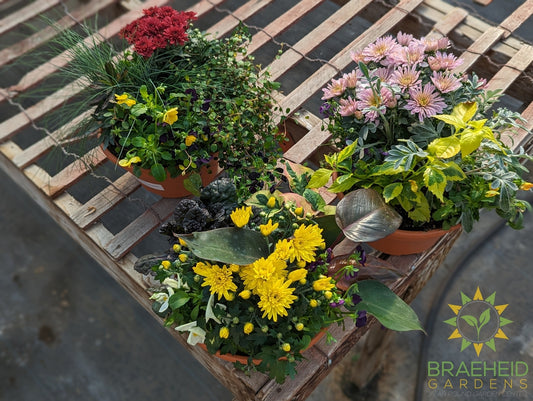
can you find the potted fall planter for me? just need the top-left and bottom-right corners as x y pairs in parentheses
(308, 33), (532, 254)
(52, 6), (284, 198)
(136, 178), (424, 383)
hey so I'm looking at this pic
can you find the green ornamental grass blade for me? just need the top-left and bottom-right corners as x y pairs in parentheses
(356, 280), (425, 332)
(178, 227), (269, 265)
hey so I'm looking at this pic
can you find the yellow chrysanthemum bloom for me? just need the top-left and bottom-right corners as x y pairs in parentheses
(115, 93), (136, 107)
(193, 262), (237, 300)
(178, 254), (188, 262)
(257, 278), (297, 322)
(185, 135), (197, 146)
(520, 182), (533, 191)
(118, 156), (141, 167)
(260, 219), (279, 236)
(273, 239), (292, 261)
(161, 260), (171, 269)
(243, 322), (254, 335)
(485, 189), (499, 198)
(178, 238), (187, 247)
(288, 224), (325, 263)
(324, 290), (333, 299)
(287, 268), (307, 283)
(230, 206), (253, 228)
(240, 255), (287, 294)
(309, 299), (318, 308)
(163, 107), (178, 125)
(219, 327), (229, 339)
(267, 196), (276, 208)
(313, 277), (335, 292)
(172, 244), (181, 253)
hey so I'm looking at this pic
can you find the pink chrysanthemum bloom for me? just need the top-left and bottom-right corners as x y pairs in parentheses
(350, 49), (365, 64)
(372, 67), (393, 83)
(391, 66), (421, 90)
(321, 78), (346, 100)
(339, 96), (359, 116)
(341, 71), (358, 88)
(396, 31), (414, 46)
(431, 71), (462, 93)
(362, 35), (399, 63)
(394, 42), (427, 66)
(428, 51), (463, 71)
(405, 83), (447, 122)
(357, 86), (395, 123)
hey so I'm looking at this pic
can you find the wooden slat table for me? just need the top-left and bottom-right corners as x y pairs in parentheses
(1, 0), (532, 400)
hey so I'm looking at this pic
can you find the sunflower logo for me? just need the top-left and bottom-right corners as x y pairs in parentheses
(444, 287), (512, 357)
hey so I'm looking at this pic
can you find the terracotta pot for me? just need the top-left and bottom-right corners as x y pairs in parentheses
(197, 327), (327, 365)
(367, 224), (462, 256)
(101, 145), (221, 198)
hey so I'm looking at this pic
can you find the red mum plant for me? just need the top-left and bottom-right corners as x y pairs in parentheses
(120, 6), (197, 57)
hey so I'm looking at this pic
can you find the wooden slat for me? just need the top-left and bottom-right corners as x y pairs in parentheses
(0, 0), (60, 35)
(45, 146), (108, 198)
(430, 6), (468, 36)
(0, 0), (116, 67)
(499, 0), (533, 38)
(279, 0), (425, 120)
(104, 198), (177, 260)
(70, 173), (141, 229)
(0, 77), (86, 142)
(502, 101), (533, 149)
(486, 44), (533, 92)
(247, 0), (324, 55)
(267, 0), (373, 81)
(206, 0), (274, 36)
(11, 111), (93, 169)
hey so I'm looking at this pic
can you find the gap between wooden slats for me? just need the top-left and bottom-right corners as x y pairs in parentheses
(0, 0), (60, 36)
(267, 0), (373, 81)
(206, 0), (274, 36)
(0, 0), (116, 67)
(70, 173), (141, 229)
(278, 0), (424, 121)
(246, 0), (324, 55)
(44, 146), (108, 198)
(104, 198), (177, 260)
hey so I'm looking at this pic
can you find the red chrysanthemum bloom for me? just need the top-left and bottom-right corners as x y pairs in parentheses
(120, 6), (197, 57)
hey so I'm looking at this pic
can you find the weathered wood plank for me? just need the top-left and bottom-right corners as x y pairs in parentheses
(430, 6), (468, 36)
(70, 173), (141, 229)
(486, 44), (533, 93)
(206, 0), (274, 37)
(499, 0), (533, 38)
(247, 0), (324, 55)
(11, 111), (93, 169)
(0, 0), (60, 36)
(104, 198), (177, 260)
(501, 101), (533, 149)
(45, 146), (108, 198)
(267, 0), (374, 81)
(454, 26), (506, 74)
(0, 0), (116, 67)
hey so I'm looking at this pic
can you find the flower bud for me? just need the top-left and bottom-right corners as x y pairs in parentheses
(281, 343), (291, 352)
(219, 327), (229, 339)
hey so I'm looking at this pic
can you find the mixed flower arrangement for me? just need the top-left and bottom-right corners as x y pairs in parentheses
(54, 6), (284, 196)
(311, 33), (532, 231)
(145, 182), (423, 383)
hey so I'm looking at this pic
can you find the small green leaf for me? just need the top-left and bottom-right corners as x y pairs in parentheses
(151, 163), (166, 182)
(183, 173), (202, 197)
(169, 291), (190, 309)
(307, 168), (333, 189)
(460, 315), (478, 327)
(355, 280), (424, 332)
(382, 182), (403, 202)
(428, 136), (461, 158)
(178, 227), (269, 265)
(424, 166), (447, 201)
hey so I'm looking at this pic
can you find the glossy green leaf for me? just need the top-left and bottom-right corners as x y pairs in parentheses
(151, 163), (166, 182)
(355, 280), (425, 332)
(178, 227), (269, 265)
(307, 168), (333, 189)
